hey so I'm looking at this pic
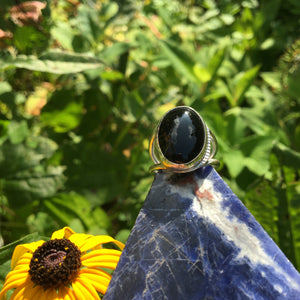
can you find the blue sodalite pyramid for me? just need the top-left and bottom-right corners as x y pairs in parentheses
(104, 166), (300, 300)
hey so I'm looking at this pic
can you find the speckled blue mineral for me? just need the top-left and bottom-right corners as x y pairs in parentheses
(104, 166), (300, 300)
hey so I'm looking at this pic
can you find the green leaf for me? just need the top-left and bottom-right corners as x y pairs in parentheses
(92, 207), (111, 230)
(115, 229), (131, 244)
(0, 51), (103, 74)
(43, 193), (111, 230)
(101, 2), (119, 21)
(192, 46), (226, 85)
(273, 142), (300, 168)
(76, 5), (100, 44)
(223, 149), (245, 178)
(287, 0), (300, 12)
(0, 260), (10, 289)
(43, 193), (88, 226)
(13, 26), (48, 53)
(207, 47), (227, 80)
(98, 42), (131, 64)
(232, 65), (261, 106)
(3, 166), (65, 207)
(27, 212), (58, 237)
(0, 82), (12, 94)
(260, 38), (276, 50)
(287, 173), (300, 270)
(193, 65), (211, 83)
(0, 232), (40, 265)
(100, 70), (125, 81)
(269, 155), (300, 268)
(159, 40), (200, 84)
(68, 219), (86, 234)
(240, 135), (276, 176)
(7, 121), (29, 144)
(225, 107), (247, 146)
(0, 120), (9, 146)
(240, 104), (273, 136)
(244, 181), (279, 244)
(287, 70), (300, 99)
(41, 102), (83, 133)
(261, 72), (281, 90)
(0, 137), (58, 177)
(51, 21), (75, 51)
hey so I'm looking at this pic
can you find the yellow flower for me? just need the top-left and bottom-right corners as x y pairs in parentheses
(0, 227), (124, 300)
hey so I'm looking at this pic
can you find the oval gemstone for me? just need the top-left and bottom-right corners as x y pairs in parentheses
(158, 107), (205, 164)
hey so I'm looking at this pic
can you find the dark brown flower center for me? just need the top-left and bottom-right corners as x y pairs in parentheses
(29, 239), (81, 289)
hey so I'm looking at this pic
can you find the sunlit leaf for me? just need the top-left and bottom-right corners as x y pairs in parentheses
(3, 166), (65, 207)
(0, 51), (103, 74)
(223, 149), (245, 178)
(100, 70), (125, 81)
(43, 193), (111, 230)
(51, 21), (75, 51)
(115, 229), (131, 244)
(7, 121), (29, 144)
(41, 102), (83, 133)
(240, 135), (276, 176)
(207, 47), (227, 80)
(159, 40), (200, 84)
(0, 137), (57, 176)
(261, 72), (281, 90)
(232, 65), (261, 106)
(193, 65), (211, 83)
(99, 42), (131, 64)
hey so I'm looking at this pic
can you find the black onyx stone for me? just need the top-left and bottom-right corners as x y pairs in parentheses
(158, 107), (205, 164)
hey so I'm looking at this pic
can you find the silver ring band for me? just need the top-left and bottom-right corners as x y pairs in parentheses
(149, 106), (219, 173)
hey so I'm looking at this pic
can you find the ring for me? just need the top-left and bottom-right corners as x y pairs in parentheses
(149, 106), (219, 173)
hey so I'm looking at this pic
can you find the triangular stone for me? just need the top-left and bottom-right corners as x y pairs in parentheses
(104, 166), (300, 299)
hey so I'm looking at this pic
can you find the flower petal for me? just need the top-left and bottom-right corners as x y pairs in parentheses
(13, 252), (32, 270)
(81, 261), (119, 270)
(31, 288), (47, 300)
(81, 249), (121, 262)
(78, 272), (110, 294)
(41, 288), (57, 300)
(13, 264), (30, 272)
(71, 279), (100, 300)
(57, 286), (76, 300)
(0, 272), (30, 298)
(51, 227), (75, 240)
(75, 277), (100, 300)
(11, 241), (44, 270)
(82, 254), (120, 265)
(72, 235), (124, 252)
(0, 274), (33, 300)
(5, 268), (28, 283)
(23, 282), (45, 300)
(70, 281), (85, 299)
(10, 286), (25, 300)
(68, 233), (94, 249)
(79, 268), (111, 280)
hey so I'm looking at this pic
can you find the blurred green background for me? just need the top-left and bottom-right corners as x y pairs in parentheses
(0, 0), (299, 276)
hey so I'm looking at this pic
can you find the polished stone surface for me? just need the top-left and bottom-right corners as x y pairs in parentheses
(158, 107), (205, 164)
(104, 166), (300, 300)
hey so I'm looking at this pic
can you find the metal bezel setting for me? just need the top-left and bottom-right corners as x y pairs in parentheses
(149, 106), (219, 173)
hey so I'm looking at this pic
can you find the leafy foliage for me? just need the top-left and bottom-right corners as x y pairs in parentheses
(0, 0), (299, 285)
